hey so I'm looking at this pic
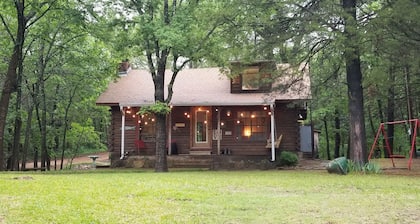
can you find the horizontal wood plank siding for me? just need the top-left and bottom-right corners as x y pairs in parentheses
(170, 107), (191, 154)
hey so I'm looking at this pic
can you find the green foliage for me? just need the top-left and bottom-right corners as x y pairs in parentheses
(278, 151), (298, 167)
(66, 119), (106, 155)
(347, 160), (382, 174)
(138, 101), (171, 116)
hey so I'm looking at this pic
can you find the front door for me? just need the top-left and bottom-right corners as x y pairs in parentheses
(192, 107), (211, 148)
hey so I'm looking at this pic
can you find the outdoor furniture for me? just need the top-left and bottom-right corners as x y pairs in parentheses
(135, 139), (145, 155)
(265, 134), (283, 149)
(88, 155), (99, 169)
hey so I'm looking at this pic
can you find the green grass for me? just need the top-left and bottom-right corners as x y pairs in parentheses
(1, 170), (420, 223)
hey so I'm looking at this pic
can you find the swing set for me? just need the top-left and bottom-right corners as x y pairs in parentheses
(368, 119), (419, 170)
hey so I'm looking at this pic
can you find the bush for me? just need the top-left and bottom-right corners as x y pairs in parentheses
(347, 160), (382, 174)
(278, 151), (298, 167)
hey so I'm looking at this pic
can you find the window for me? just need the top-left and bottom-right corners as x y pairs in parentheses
(242, 67), (260, 90)
(139, 114), (156, 142)
(230, 67), (272, 93)
(235, 111), (267, 141)
(195, 110), (208, 143)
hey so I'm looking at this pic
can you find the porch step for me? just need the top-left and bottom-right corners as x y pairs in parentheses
(189, 151), (212, 155)
(169, 155), (213, 168)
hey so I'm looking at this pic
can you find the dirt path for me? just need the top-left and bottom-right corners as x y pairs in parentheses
(24, 152), (110, 169)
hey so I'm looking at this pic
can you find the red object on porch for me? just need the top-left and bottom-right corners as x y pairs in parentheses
(368, 119), (419, 170)
(135, 140), (145, 154)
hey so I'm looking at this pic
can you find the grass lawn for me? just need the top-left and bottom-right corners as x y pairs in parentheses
(1, 169), (420, 224)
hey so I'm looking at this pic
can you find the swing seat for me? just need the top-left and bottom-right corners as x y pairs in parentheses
(266, 135), (283, 149)
(390, 154), (405, 158)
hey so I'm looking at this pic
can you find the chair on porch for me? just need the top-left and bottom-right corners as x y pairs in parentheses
(134, 139), (145, 155)
(265, 134), (283, 149)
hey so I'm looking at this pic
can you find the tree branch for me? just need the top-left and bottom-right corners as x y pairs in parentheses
(0, 13), (16, 44)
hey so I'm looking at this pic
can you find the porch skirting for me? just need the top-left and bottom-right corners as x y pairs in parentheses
(110, 153), (277, 170)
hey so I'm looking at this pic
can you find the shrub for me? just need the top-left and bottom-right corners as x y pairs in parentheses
(347, 160), (382, 174)
(278, 151), (298, 167)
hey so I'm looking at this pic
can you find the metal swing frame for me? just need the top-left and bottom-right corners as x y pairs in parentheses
(368, 119), (419, 170)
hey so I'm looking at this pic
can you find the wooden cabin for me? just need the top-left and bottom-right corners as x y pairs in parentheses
(96, 61), (311, 169)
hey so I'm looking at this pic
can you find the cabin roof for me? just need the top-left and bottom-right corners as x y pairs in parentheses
(96, 65), (311, 107)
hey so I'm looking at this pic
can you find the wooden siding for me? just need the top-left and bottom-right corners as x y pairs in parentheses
(170, 106), (192, 154)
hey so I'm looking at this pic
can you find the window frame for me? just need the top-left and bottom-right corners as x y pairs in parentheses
(235, 110), (269, 141)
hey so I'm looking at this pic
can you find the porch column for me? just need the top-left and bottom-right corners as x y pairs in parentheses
(168, 109), (172, 155)
(120, 106), (126, 159)
(270, 103), (276, 161)
(217, 107), (221, 155)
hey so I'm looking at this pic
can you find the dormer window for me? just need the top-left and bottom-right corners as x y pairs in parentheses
(230, 61), (274, 93)
(242, 67), (260, 90)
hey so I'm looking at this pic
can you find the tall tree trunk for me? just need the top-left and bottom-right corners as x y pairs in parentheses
(323, 116), (331, 160)
(343, 0), (368, 164)
(10, 60), (24, 171)
(153, 57), (169, 172)
(21, 104), (34, 170)
(386, 67), (395, 157)
(404, 65), (415, 158)
(334, 109), (341, 158)
(0, 1), (26, 171)
(377, 99), (389, 157)
(60, 87), (77, 170)
(40, 80), (50, 170)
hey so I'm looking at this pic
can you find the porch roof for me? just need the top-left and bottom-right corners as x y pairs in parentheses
(96, 66), (311, 107)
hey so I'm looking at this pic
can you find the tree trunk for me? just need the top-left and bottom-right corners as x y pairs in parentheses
(155, 114), (168, 172)
(376, 99), (388, 157)
(334, 109), (341, 158)
(343, 0), (368, 164)
(404, 65), (416, 158)
(153, 57), (169, 172)
(60, 87), (77, 170)
(40, 80), (50, 170)
(0, 1), (26, 171)
(21, 104), (34, 170)
(323, 116), (331, 160)
(10, 60), (24, 171)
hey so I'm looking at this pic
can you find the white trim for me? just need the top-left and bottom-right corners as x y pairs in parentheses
(270, 104), (276, 161)
(168, 111), (172, 155)
(120, 106), (126, 159)
(217, 107), (221, 155)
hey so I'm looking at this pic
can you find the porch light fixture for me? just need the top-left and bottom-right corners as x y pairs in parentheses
(226, 110), (231, 117)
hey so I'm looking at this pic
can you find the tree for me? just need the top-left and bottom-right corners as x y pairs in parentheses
(0, 0), (57, 170)
(342, 0), (368, 164)
(99, 0), (233, 172)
